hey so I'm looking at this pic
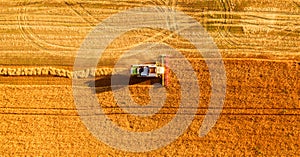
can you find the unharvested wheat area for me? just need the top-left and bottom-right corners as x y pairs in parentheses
(0, 0), (299, 156)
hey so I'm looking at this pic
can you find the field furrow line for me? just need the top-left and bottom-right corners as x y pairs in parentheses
(1, 107), (299, 116)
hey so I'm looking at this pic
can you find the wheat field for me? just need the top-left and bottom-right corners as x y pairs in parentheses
(0, 0), (299, 156)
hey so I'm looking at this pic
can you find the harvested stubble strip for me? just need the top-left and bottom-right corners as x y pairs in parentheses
(15, 68), (21, 76)
(41, 67), (49, 75)
(66, 71), (73, 78)
(97, 68), (113, 76)
(72, 69), (87, 79)
(89, 68), (96, 77)
(73, 68), (113, 78)
(7, 68), (17, 76)
(49, 67), (56, 76)
(21, 68), (25, 75)
(32, 69), (37, 75)
(0, 67), (120, 78)
(26, 68), (34, 76)
(58, 69), (67, 77)
(0, 68), (7, 75)
(95, 69), (102, 76)
(36, 68), (42, 75)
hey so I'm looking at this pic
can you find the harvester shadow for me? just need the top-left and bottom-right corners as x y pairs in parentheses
(86, 74), (162, 94)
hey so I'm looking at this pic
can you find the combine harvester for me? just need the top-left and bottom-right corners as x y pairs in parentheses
(130, 55), (169, 87)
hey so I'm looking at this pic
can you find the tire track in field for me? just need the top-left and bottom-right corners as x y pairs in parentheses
(17, 1), (79, 51)
(241, 14), (300, 36)
(205, 0), (247, 50)
(8, 0), (300, 62)
(12, 1), (299, 53)
(10, 11), (299, 30)
(63, 0), (99, 27)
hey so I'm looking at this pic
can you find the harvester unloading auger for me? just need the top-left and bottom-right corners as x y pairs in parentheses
(130, 55), (169, 86)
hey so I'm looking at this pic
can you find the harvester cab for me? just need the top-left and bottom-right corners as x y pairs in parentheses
(130, 55), (169, 86)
